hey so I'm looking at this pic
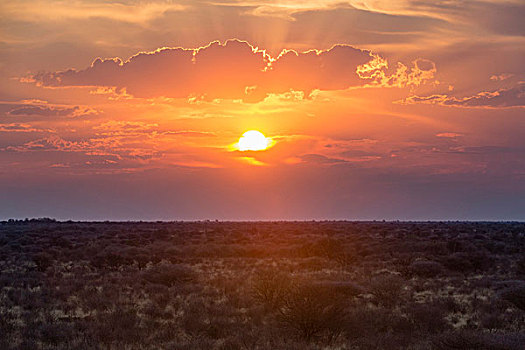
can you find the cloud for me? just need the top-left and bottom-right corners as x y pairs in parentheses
(219, 1), (445, 30)
(366, 1), (525, 36)
(436, 132), (463, 138)
(0, 0), (186, 23)
(1, 121), (219, 169)
(29, 39), (435, 102)
(92, 121), (216, 139)
(464, 1), (525, 36)
(3, 133), (163, 165)
(164, 130), (216, 137)
(0, 123), (47, 133)
(399, 82), (525, 108)
(299, 153), (348, 165)
(490, 73), (513, 81)
(6, 135), (84, 152)
(359, 57), (436, 88)
(93, 121), (160, 136)
(7, 102), (98, 117)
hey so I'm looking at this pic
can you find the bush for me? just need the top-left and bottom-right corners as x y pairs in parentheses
(311, 280), (364, 297)
(94, 308), (141, 344)
(302, 238), (357, 270)
(40, 322), (73, 346)
(277, 281), (347, 342)
(405, 302), (449, 334)
(90, 249), (130, 270)
(142, 261), (194, 287)
(441, 253), (474, 273)
(516, 256), (525, 276)
(345, 306), (397, 338)
(432, 331), (490, 349)
(410, 260), (444, 278)
(32, 252), (53, 272)
(432, 331), (525, 350)
(369, 275), (404, 308)
(500, 285), (525, 311)
(251, 269), (291, 309)
(441, 251), (494, 273)
(394, 254), (416, 276)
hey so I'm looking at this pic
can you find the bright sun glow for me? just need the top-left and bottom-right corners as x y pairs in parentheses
(237, 130), (271, 151)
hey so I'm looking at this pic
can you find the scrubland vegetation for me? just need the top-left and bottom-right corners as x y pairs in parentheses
(0, 220), (524, 349)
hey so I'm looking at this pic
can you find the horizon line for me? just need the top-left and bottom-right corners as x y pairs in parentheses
(2, 218), (524, 224)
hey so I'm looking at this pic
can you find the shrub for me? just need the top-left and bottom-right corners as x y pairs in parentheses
(500, 285), (525, 311)
(516, 256), (525, 276)
(296, 257), (325, 271)
(32, 252), (53, 272)
(432, 331), (525, 350)
(142, 261), (194, 287)
(369, 275), (404, 308)
(410, 260), (444, 278)
(441, 253), (474, 273)
(277, 281), (347, 342)
(467, 251), (495, 272)
(0, 315), (14, 341)
(311, 280), (364, 297)
(304, 238), (357, 270)
(405, 302), (449, 334)
(94, 308), (141, 344)
(394, 254), (416, 276)
(90, 249), (130, 270)
(40, 322), (73, 346)
(441, 251), (493, 273)
(345, 306), (397, 338)
(251, 269), (291, 309)
(432, 331), (489, 349)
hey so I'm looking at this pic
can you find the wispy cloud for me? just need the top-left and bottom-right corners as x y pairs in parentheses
(7, 104), (98, 117)
(0, 123), (49, 133)
(398, 82), (525, 108)
(0, 0), (186, 23)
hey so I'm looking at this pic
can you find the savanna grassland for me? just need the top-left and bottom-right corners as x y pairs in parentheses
(0, 220), (524, 349)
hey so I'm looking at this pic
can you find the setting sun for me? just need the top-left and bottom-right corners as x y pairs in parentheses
(237, 130), (272, 151)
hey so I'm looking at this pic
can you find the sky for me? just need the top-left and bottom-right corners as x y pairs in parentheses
(1, 0), (524, 220)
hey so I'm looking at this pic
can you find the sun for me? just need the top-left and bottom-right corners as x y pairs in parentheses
(237, 130), (271, 151)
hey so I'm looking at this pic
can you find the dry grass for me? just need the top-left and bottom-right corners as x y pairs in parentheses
(0, 220), (523, 349)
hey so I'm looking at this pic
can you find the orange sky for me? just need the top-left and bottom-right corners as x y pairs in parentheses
(1, 0), (524, 220)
